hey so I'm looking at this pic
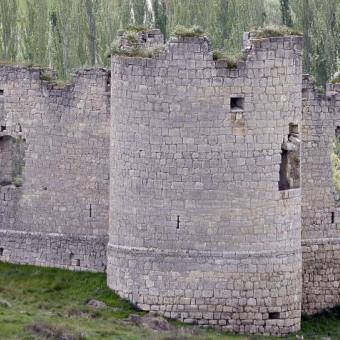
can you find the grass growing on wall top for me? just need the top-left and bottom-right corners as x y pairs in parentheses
(212, 50), (247, 69)
(173, 25), (205, 37)
(109, 42), (165, 59)
(252, 25), (303, 38)
(0, 262), (339, 339)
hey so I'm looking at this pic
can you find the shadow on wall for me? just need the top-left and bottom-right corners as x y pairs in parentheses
(279, 123), (301, 191)
(0, 133), (26, 188)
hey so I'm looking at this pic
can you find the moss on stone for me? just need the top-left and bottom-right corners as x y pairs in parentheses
(173, 25), (205, 38)
(110, 42), (165, 59)
(252, 25), (303, 39)
(124, 24), (152, 33)
(40, 73), (53, 81)
(212, 50), (246, 69)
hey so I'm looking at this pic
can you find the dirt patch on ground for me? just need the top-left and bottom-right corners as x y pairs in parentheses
(125, 313), (201, 337)
(25, 322), (84, 340)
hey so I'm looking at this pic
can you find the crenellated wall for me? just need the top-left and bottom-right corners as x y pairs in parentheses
(0, 66), (110, 271)
(301, 76), (340, 314)
(108, 31), (303, 335)
(0, 28), (339, 336)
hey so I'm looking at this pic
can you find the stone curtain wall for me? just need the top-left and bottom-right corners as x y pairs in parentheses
(0, 66), (110, 272)
(301, 77), (340, 313)
(108, 31), (303, 335)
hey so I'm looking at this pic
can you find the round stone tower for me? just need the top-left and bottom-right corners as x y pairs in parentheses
(108, 29), (303, 335)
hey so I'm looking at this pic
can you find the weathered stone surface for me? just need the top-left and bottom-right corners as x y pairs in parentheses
(301, 77), (340, 314)
(0, 67), (110, 272)
(0, 29), (339, 336)
(108, 31), (304, 335)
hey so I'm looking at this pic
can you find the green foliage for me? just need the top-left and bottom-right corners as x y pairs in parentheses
(212, 50), (246, 69)
(252, 25), (303, 38)
(280, 0), (293, 27)
(125, 31), (139, 44)
(173, 25), (205, 37)
(124, 24), (153, 33)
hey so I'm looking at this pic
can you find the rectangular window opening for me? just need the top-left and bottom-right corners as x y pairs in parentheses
(1, 126), (6, 132)
(269, 312), (280, 320)
(0, 90), (3, 95)
(76, 259), (80, 267)
(177, 215), (180, 229)
(230, 97), (244, 112)
(0, 248), (3, 256)
(279, 124), (300, 191)
(331, 212), (335, 224)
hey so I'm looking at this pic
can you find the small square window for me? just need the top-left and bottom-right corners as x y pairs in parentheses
(230, 97), (244, 112)
(269, 312), (280, 319)
(0, 90), (3, 95)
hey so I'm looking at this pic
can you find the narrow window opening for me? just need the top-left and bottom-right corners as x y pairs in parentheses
(3, 193), (6, 201)
(269, 312), (280, 320)
(76, 259), (80, 267)
(230, 97), (244, 112)
(89, 204), (92, 217)
(0, 248), (3, 256)
(0, 90), (3, 95)
(106, 73), (111, 92)
(279, 124), (300, 191)
(331, 212), (335, 224)
(176, 215), (180, 229)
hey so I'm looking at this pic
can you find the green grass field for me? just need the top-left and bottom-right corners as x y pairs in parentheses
(0, 262), (339, 340)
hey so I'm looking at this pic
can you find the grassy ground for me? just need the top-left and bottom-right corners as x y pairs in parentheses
(0, 262), (339, 340)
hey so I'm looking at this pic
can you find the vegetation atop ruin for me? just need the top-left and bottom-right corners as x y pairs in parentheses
(124, 24), (153, 33)
(252, 25), (303, 39)
(0, 0), (338, 85)
(40, 72), (53, 82)
(331, 72), (340, 84)
(212, 50), (247, 69)
(109, 42), (165, 59)
(0, 262), (339, 340)
(173, 25), (205, 38)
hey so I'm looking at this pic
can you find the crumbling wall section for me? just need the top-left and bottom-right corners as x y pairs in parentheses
(0, 66), (110, 272)
(108, 31), (303, 335)
(301, 76), (340, 314)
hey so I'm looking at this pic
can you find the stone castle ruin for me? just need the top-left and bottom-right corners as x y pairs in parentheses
(0, 28), (339, 335)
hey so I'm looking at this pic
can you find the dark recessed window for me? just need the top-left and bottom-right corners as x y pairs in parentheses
(279, 124), (300, 191)
(0, 248), (3, 256)
(269, 312), (280, 319)
(1, 126), (6, 132)
(0, 90), (3, 95)
(230, 97), (244, 112)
